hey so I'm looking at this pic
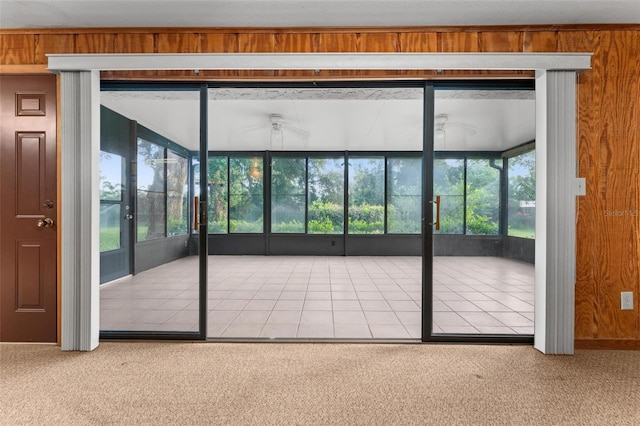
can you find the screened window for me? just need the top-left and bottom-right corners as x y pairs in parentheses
(137, 139), (166, 241)
(207, 156), (228, 234)
(167, 151), (189, 237)
(271, 156), (306, 233)
(229, 156), (264, 233)
(348, 157), (385, 234)
(508, 150), (536, 239)
(387, 157), (422, 234)
(99, 151), (123, 252)
(466, 159), (500, 235)
(308, 157), (344, 234)
(434, 159), (464, 234)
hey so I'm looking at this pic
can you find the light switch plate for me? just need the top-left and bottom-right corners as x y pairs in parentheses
(621, 292), (634, 310)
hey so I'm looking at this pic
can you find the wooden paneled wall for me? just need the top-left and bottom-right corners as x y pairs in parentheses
(1, 26), (639, 348)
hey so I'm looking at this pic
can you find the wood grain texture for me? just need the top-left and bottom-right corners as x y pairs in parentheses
(0, 34), (36, 65)
(563, 31), (603, 340)
(1, 26), (640, 344)
(439, 32), (479, 52)
(76, 33), (115, 53)
(523, 31), (557, 52)
(34, 34), (75, 64)
(593, 31), (640, 339)
(479, 31), (523, 52)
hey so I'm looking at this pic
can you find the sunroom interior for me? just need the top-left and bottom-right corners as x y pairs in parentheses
(98, 82), (535, 340)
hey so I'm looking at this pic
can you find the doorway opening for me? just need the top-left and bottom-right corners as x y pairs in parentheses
(98, 80), (534, 342)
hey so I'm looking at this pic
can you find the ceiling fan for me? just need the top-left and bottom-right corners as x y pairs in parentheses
(243, 113), (310, 150)
(434, 114), (477, 147)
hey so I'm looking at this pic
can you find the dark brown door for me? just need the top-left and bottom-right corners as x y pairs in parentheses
(0, 75), (57, 342)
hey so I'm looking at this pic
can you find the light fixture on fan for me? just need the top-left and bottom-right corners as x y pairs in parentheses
(434, 114), (477, 148)
(269, 114), (285, 150)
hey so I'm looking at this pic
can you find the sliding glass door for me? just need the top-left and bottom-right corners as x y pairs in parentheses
(99, 87), (204, 336)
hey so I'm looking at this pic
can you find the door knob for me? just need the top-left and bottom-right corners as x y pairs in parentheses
(36, 217), (54, 228)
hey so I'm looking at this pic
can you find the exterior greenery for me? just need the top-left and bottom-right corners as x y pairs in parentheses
(434, 157), (501, 235)
(507, 149), (536, 239)
(207, 153), (422, 235)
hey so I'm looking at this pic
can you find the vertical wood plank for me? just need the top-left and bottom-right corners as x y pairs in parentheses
(558, 30), (602, 340)
(590, 31), (640, 339)
(0, 34), (36, 65)
(479, 31), (523, 52)
(523, 31), (558, 52)
(76, 33), (115, 53)
(35, 34), (75, 64)
(440, 31), (479, 52)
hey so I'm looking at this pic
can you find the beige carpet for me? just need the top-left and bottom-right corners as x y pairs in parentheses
(1, 343), (639, 425)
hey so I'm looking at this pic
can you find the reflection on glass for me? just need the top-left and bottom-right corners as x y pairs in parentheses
(434, 158), (464, 234)
(308, 157), (344, 234)
(508, 150), (536, 238)
(100, 204), (121, 252)
(229, 156), (263, 233)
(167, 151), (189, 237)
(137, 138), (166, 241)
(207, 156), (228, 234)
(271, 157), (306, 233)
(100, 151), (123, 201)
(466, 159), (500, 235)
(348, 157), (384, 234)
(387, 157), (422, 234)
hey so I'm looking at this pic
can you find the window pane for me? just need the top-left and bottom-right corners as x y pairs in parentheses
(508, 150), (536, 238)
(434, 159), (464, 234)
(308, 157), (344, 234)
(167, 150), (188, 237)
(349, 157), (384, 234)
(229, 156), (263, 233)
(137, 138), (166, 241)
(271, 157), (306, 233)
(466, 159), (500, 235)
(207, 155), (228, 234)
(100, 151), (123, 201)
(100, 204), (121, 252)
(387, 157), (422, 234)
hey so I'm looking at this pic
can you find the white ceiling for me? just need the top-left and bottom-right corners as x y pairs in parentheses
(100, 88), (535, 152)
(1, 0), (639, 29)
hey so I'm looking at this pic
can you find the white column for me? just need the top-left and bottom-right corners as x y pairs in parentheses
(534, 70), (578, 355)
(60, 71), (100, 351)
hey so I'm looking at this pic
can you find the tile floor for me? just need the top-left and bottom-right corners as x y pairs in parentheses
(100, 255), (534, 339)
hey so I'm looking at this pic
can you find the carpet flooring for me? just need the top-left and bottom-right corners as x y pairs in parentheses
(1, 342), (639, 425)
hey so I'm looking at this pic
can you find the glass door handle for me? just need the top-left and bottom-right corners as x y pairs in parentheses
(428, 196), (441, 230)
(193, 196), (199, 231)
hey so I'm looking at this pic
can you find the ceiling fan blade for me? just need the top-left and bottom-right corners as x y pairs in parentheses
(447, 122), (477, 136)
(284, 125), (310, 139)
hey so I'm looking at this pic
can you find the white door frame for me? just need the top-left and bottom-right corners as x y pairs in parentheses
(47, 52), (591, 353)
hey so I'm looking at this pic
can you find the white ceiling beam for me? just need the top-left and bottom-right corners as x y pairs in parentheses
(47, 53), (592, 73)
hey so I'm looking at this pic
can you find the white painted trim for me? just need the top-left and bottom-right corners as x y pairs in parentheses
(47, 52), (592, 72)
(60, 70), (100, 351)
(534, 70), (577, 355)
(52, 53), (587, 353)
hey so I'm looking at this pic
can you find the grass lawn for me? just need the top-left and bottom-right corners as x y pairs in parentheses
(508, 227), (535, 239)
